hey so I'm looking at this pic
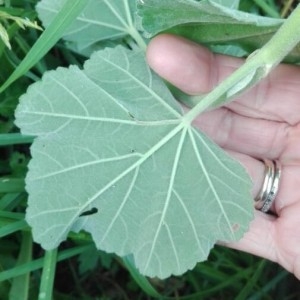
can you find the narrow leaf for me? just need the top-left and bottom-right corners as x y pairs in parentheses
(9, 232), (32, 300)
(0, 0), (88, 93)
(0, 245), (92, 282)
(0, 133), (34, 146)
(0, 178), (25, 193)
(122, 255), (163, 298)
(0, 219), (28, 238)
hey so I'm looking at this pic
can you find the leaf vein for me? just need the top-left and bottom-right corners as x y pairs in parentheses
(173, 189), (206, 257)
(192, 128), (249, 184)
(143, 128), (187, 272)
(99, 166), (140, 245)
(31, 153), (141, 181)
(97, 51), (182, 118)
(188, 128), (235, 239)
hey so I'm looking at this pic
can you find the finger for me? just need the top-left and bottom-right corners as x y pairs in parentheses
(275, 162), (300, 213)
(147, 34), (300, 125)
(229, 149), (299, 217)
(193, 106), (290, 159)
(220, 154), (299, 277)
(226, 151), (264, 199)
(217, 158), (289, 272)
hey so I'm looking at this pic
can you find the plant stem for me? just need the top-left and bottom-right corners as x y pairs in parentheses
(129, 26), (147, 51)
(260, 4), (300, 63)
(183, 4), (300, 123)
(38, 249), (58, 300)
(281, 0), (295, 18)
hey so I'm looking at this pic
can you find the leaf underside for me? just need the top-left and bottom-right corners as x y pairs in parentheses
(137, 0), (300, 61)
(15, 45), (253, 278)
(136, 0), (282, 42)
(36, 0), (136, 51)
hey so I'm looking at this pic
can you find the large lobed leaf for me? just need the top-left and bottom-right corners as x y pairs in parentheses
(15, 46), (253, 278)
(136, 0), (300, 59)
(36, 0), (136, 51)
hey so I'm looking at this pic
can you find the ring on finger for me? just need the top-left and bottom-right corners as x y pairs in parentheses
(254, 159), (281, 213)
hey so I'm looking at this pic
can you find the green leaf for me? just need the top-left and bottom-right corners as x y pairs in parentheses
(15, 46), (253, 279)
(78, 246), (113, 274)
(37, 0), (137, 51)
(210, 44), (247, 57)
(137, 0), (286, 54)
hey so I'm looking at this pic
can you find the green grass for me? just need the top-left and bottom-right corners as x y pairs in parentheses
(0, 0), (300, 299)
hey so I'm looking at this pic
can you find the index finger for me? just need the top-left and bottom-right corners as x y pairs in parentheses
(146, 34), (300, 125)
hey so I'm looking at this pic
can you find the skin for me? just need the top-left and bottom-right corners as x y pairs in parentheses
(146, 34), (300, 280)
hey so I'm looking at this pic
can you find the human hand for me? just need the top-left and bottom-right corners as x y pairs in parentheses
(146, 34), (300, 280)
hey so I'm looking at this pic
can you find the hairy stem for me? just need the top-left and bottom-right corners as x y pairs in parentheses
(183, 4), (300, 123)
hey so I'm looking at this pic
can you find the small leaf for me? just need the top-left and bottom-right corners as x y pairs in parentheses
(210, 44), (247, 57)
(78, 247), (113, 274)
(15, 46), (253, 278)
(225, 65), (269, 99)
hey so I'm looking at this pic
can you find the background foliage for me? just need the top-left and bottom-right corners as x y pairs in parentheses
(0, 0), (300, 299)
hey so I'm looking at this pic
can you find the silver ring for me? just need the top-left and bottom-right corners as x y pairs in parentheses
(255, 159), (281, 213)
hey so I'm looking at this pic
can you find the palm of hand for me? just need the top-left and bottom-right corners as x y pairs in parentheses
(147, 34), (300, 280)
(228, 117), (300, 280)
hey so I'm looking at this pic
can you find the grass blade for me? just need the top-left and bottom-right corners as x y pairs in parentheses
(0, 0), (88, 93)
(121, 255), (163, 299)
(0, 178), (25, 193)
(0, 210), (24, 220)
(0, 245), (92, 282)
(0, 133), (34, 146)
(9, 231), (32, 300)
(248, 269), (289, 299)
(0, 219), (28, 238)
(235, 259), (267, 300)
(0, 193), (26, 211)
